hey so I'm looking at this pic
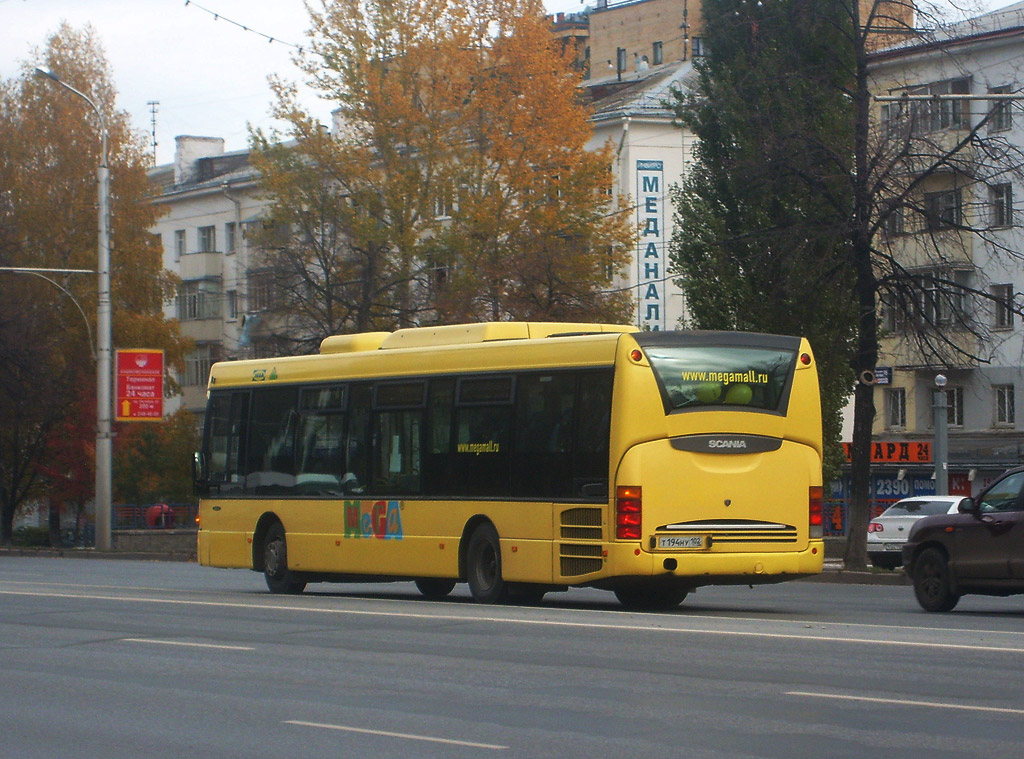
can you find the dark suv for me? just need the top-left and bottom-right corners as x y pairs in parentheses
(903, 466), (1024, 612)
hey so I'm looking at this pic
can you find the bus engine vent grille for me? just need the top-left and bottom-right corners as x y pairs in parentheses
(559, 544), (603, 577)
(560, 507), (603, 540)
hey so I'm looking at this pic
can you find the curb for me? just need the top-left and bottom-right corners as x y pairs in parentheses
(0, 547), (195, 562)
(801, 565), (909, 586)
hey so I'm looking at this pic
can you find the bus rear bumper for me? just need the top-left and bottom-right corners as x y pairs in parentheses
(592, 540), (825, 588)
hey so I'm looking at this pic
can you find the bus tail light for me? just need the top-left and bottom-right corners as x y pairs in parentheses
(809, 486), (823, 539)
(616, 486), (642, 540)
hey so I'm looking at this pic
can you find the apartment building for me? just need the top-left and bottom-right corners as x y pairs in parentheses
(856, 2), (1024, 503)
(149, 136), (272, 417)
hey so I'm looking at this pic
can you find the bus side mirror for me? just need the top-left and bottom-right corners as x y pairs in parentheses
(192, 451), (208, 493)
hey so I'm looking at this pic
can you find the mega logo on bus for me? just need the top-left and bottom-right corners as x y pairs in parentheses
(344, 499), (404, 540)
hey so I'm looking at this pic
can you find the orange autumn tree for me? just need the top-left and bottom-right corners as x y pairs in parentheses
(250, 0), (633, 348)
(0, 24), (188, 543)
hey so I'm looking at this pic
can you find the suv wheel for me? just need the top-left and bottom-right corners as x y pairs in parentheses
(912, 547), (960, 612)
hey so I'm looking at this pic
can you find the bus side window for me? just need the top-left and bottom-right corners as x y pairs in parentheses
(424, 379), (455, 495)
(347, 385), (372, 494)
(513, 373), (575, 498)
(573, 370), (613, 498)
(244, 387), (299, 495)
(295, 413), (345, 494)
(452, 376), (513, 497)
(206, 390), (248, 493)
(375, 410), (422, 494)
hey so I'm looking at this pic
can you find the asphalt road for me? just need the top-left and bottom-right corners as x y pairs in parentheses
(1, 556), (1022, 759)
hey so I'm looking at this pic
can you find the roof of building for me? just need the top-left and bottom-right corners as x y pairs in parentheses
(872, 1), (1024, 60)
(586, 59), (696, 123)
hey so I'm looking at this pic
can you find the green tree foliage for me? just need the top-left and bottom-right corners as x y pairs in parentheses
(113, 410), (199, 506)
(0, 24), (188, 543)
(669, 0), (858, 484)
(249, 0), (633, 351)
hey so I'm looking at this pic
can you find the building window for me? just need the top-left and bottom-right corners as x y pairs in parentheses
(886, 387), (906, 429)
(225, 222), (237, 254)
(226, 290), (238, 320)
(946, 386), (964, 427)
(434, 182), (456, 219)
(198, 225), (216, 253)
(174, 229), (186, 260)
(248, 270), (277, 312)
(989, 183), (1013, 228)
(652, 41), (663, 66)
(691, 37), (706, 58)
(177, 279), (221, 321)
(924, 189), (962, 231)
(996, 385), (1015, 426)
(919, 274), (943, 326)
(988, 85), (1013, 132)
(882, 293), (908, 333)
(909, 77), (970, 133)
(883, 205), (904, 237)
(184, 345), (214, 387)
(992, 283), (1014, 328)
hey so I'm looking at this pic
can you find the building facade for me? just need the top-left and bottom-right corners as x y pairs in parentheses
(831, 3), (1024, 528)
(149, 136), (271, 418)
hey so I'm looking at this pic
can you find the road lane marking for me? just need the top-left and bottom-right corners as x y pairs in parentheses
(284, 720), (508, 750)
(787, 691), (1024, 716)
(122, 637), (254, 651)
(3, 588), (1024, 653)
(7, 580), (1024, 643)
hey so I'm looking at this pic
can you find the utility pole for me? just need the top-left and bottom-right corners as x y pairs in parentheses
(35, 68), (113, 552)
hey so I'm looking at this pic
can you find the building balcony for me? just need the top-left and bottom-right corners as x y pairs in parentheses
(179, 251), (223, 280)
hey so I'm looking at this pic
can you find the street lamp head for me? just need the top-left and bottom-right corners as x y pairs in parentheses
(935, 373), (948, 388)
(33, 67), (60, 82)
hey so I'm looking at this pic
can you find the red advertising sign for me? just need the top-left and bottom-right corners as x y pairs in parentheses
(842, 440), (932, 463)
(116, 349), (164, 422)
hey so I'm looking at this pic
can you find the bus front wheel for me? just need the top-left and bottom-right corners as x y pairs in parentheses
(263, 523), (306, 595)
(466, 523), (507, 604)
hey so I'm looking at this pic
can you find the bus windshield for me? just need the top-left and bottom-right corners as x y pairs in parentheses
(643, 343), (797, 412)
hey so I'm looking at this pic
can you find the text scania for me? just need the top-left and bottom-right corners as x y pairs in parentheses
(344, 500), (403, 539)
(681, 370), (769, 385)
(709, 439), (748, 449)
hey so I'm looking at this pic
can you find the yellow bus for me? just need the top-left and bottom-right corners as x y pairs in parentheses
(194, 322), (824, 609)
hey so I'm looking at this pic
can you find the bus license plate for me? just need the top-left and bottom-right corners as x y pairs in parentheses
(658, 535), (705, 550)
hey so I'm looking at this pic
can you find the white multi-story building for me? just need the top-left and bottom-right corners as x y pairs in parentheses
(149, 136), (270, 417)
(860, 2), (1024, 501)
(584, 59), (696, 331)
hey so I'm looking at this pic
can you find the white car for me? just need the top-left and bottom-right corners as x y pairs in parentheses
(866, 495), (968, 569)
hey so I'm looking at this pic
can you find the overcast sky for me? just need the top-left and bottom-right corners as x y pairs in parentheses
(0, 0), (1013, 166)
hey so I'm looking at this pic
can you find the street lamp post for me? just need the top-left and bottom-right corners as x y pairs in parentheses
(35, 68), (113, 551)
(933, 374), (949, 496)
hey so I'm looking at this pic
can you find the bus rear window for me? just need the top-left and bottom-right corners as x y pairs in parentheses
(644, 344), (796, 413)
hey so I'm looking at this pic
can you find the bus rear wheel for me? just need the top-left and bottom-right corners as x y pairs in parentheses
(263, 523), (306, 595)
(466, 523), (507, 604)
(415, 578), (457, 599)
(614, 584), (689, 611)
